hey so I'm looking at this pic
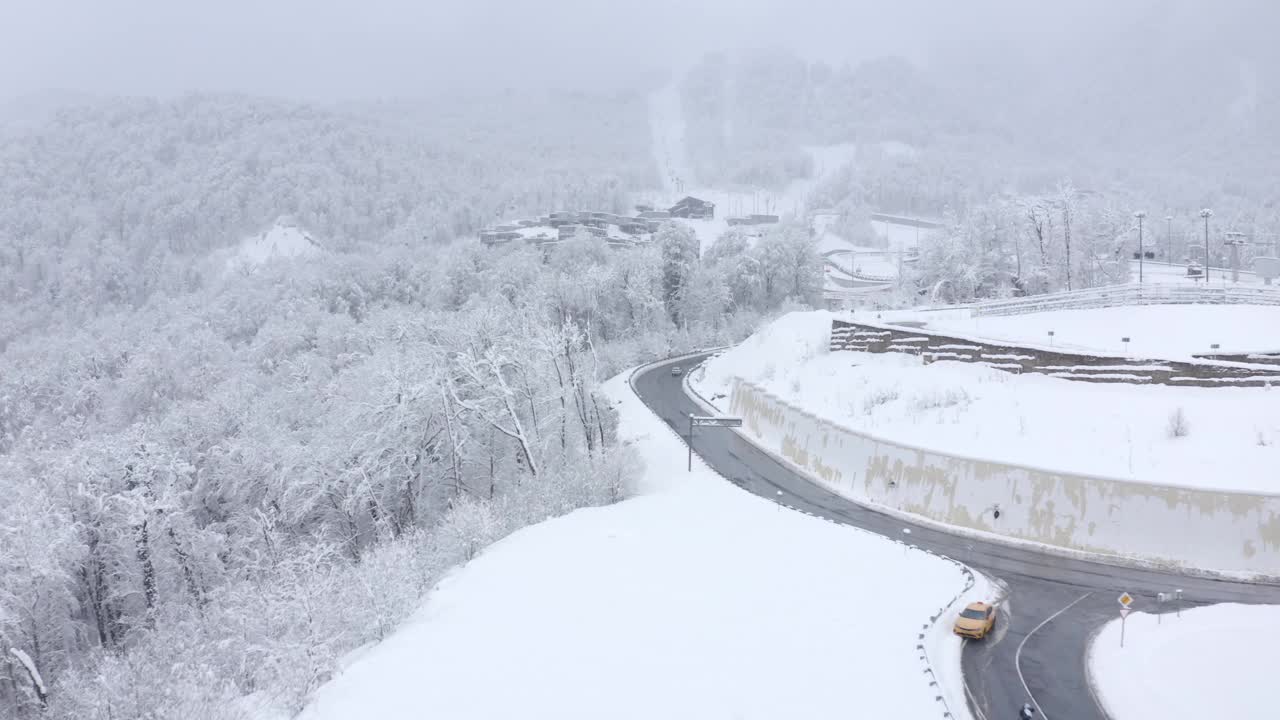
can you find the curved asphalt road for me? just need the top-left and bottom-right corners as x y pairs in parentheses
(634, 353), (1280, 720)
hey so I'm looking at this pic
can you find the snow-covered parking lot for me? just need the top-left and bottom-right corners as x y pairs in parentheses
(299, 368), (985, 720)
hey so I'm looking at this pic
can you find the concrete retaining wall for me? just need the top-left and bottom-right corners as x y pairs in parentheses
(729, 378), (1280, 576)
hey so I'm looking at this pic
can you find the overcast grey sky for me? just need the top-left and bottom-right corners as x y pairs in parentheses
(0, 0), (1230, 100)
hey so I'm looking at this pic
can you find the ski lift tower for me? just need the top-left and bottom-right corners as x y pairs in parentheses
(1224, 231), (1248, 284)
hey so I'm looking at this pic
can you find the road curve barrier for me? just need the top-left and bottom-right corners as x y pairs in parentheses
(728, 377), (1280, 578)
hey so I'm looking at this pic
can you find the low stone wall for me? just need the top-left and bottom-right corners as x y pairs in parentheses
(729, 378), (1280, 576)
(831, 319), (1280, 388)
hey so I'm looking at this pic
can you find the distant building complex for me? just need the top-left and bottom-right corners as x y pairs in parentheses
(668, 196), (715, 219)
(479, 196), (718, 248)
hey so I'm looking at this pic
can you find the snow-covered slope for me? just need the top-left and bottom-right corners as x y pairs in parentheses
(696, 311), (1280, 493)
(299, 366), (984, 720)
(1090, 603), (1280, 720)
(227, 217), (322, 270)
(645, 77), (859, 254)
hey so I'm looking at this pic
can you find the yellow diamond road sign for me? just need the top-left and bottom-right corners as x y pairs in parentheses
(1118, 592), (1134, 608)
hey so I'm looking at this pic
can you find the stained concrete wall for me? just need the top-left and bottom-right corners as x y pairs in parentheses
(729, 378), (1280, 576)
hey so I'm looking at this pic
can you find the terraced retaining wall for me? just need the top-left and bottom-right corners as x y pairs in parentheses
(1194, 350), (1280, 367)
(728, 378), (1280, 576)
(830, 319), (1280, 388)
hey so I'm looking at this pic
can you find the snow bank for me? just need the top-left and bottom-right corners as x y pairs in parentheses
(299, 363), (981, 720)
(698, 311), (1280, 494)
(924, 304), (1280, 359)
(1089, 604), (1280, 720)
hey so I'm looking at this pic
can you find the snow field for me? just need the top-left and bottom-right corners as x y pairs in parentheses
(696, 311), (1280, 494)
(299, 364), (985, 720)
(1089, 603), (1280, 720)
(921, 304), (1280, 359)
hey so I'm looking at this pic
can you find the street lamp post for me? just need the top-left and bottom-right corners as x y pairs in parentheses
(1200, 209), (1214, 283)
(1165, 215), (1173, 263)
(1134, 211), (1146, 283)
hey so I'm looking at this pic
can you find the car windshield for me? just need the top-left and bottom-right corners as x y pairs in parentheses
(960, 608), (988, 620)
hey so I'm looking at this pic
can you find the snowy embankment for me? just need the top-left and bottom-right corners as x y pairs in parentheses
(695, 311), (1280, 494)
(300, 365), (985, 720)
(871, 219), (933, 251)
(1089, 603), (1280, 720)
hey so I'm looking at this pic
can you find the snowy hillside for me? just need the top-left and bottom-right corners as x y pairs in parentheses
(228, 217), (322, 270)
(645, 77), (859, 253)
(695, 311), (1280, 493)
(299, 368), (985, 720)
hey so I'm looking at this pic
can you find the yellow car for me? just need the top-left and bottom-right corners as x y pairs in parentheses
(953, 601), (997, 639)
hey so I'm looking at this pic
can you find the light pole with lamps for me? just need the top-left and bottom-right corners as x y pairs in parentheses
(1134, 211), (1146, 283)
(1200, 209), (1214, 283)
(1165, 215), (1173, 263)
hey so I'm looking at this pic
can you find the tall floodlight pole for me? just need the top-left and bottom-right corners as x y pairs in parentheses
(1166, 215), (1173, 262)
(1134, 211), (1146, 283)
(1200, 209), (1214, 283)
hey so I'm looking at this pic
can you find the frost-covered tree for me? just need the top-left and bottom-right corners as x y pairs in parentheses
(657, 222), (701, 324)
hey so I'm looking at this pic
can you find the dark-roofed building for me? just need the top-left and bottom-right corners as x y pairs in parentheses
(669, 196), (715, 220)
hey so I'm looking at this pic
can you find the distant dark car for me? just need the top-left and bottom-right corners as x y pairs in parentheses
(671, 366), (683, 376)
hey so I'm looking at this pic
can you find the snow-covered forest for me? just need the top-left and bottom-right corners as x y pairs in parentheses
(0, 92), (653, 349)
(0, 90), (823, 718)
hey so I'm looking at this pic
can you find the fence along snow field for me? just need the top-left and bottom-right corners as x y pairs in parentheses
(964, 283), (1280, 317)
